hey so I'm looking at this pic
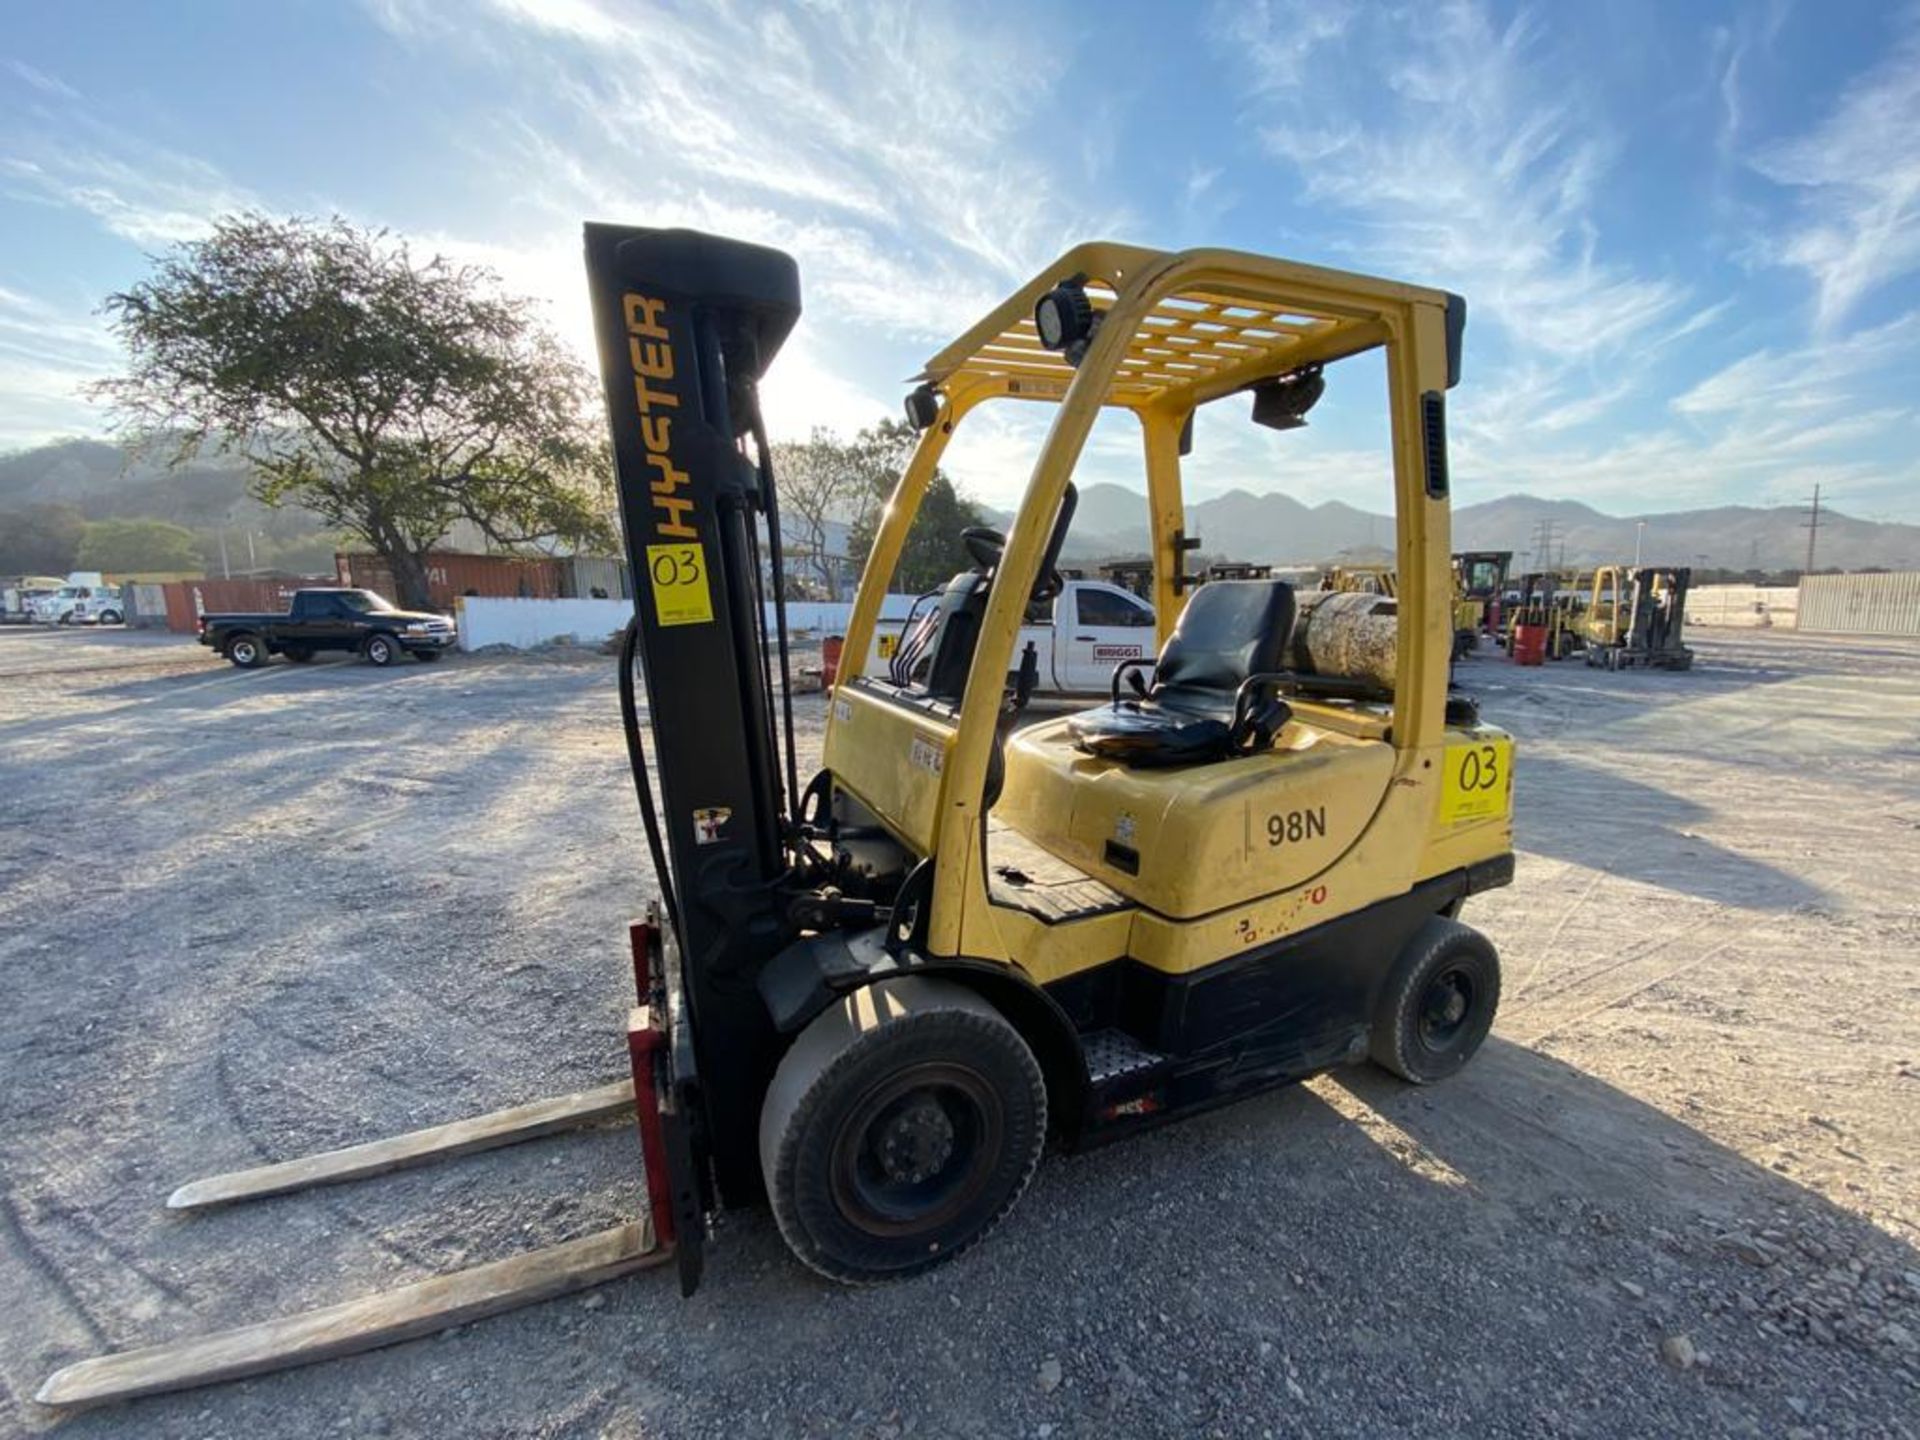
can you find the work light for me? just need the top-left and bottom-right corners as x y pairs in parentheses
(1250, 365), (1325, 431)
(904, 382), (939, 432)
(1034, 278), (1093, 355)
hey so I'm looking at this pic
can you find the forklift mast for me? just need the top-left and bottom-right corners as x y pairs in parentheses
(583, 225), (804, 1209)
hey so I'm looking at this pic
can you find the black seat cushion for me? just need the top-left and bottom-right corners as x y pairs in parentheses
(1069, 580), (1297, 767)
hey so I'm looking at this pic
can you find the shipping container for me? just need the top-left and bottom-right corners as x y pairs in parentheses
(334, 551), (564, 608)
(1797, 572), (1920, 636)
(159, 578), (315, 633)
(561, 555), (630, 600)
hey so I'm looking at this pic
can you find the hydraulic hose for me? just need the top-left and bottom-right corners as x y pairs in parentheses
(618, 616), (681, 943)
(747, 393), (802, 829)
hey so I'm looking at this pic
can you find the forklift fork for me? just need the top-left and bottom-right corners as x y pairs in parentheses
(36, 914), (682, 1410)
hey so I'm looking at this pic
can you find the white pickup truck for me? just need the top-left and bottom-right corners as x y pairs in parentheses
(870, 577), (1156, 696)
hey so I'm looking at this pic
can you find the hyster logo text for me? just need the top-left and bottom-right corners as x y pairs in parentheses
(624, 293), (696, 540)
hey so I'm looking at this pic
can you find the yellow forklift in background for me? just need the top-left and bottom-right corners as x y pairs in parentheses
(1451, 550), (1511, 658)
(1326, 563), (1397, 597)
(1582, 564), (1694, 670)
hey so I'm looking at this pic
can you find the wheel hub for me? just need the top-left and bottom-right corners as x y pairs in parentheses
(1419, 968), (1474, 1047)
(874, 1096), (955, 1185)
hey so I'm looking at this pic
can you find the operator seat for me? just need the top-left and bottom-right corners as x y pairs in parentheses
(1067, 579), (1297, 767)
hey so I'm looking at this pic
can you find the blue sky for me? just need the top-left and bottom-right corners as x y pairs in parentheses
(3, 0), (1917, 520)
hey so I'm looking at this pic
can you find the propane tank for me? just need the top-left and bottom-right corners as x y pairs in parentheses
(1289, 590), (1397, 690)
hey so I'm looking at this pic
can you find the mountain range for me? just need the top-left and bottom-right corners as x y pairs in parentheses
(5, 438), (1916, 574)
(1036, 483), (1920, 573)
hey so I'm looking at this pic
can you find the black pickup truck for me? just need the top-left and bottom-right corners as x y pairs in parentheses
(197, 588), (457, 668)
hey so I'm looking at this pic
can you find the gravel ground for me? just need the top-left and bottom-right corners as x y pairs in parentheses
(0, 623), (1916, 1439)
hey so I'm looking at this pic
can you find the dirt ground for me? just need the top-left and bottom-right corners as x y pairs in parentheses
(0, 623), (1916, 1439)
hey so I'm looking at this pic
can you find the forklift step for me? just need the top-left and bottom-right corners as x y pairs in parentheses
(165, 1080), (636, 1211)
(986, 821), (1131, 924)
(1081, 1028), (1169, 1085)
(35, 1218), (666, 1410)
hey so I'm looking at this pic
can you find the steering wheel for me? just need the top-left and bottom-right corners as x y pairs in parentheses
(961, 526), (1006, 571)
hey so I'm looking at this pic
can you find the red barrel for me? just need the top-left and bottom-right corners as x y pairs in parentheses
(821, 634), (845, 687)
(1511, 624), (1547, 666)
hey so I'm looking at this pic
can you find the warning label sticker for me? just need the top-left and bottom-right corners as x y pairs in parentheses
(646, 543), (714, 627)
(1440, 738), (1513, 825)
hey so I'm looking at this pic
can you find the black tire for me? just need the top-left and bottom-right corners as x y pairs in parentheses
(98, 609), (122, 625)
(1369, 917), (1501, 1084)
(759, 976), (1046, 1284)
(414, 648), (442, 662)
(226, 633), (268, 669)
(284, 646), (314, 664)
(364, 633), (399, 666)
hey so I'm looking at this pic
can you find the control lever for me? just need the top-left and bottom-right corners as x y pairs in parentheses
(1012, 640), (1039, 715)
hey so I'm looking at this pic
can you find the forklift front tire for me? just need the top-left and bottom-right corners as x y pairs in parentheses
(1369, 917), (1501, 1084)
(759, 976), (1046, 1284)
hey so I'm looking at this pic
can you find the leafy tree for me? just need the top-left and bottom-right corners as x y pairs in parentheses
(0, 503), (85, 575)
(771, 427), (859, 600)
(842, 418), (986, 593)
(76, 518), (203, 573)
(96, 214), (613, 609)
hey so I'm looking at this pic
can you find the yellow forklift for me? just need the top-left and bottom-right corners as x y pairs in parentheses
(1503, 571), (1583, 660)
(1451, 550), (1511, 658)
(1582, 564), (1693, 670)
(785, 240), (1514, 1278)
(34, 234), (1518, 1408)
(1326, 562), (1397, 597)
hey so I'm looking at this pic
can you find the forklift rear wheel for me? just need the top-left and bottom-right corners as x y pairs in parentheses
(760, 976), (1046, 1284)
(1369, 917), (1501, 1084)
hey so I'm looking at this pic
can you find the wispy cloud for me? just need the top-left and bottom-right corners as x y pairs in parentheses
(0, 287), (121, 449)
(1209, 0), (1705, 451)
(1749, 7), (1920, 331)
(358, 0), (1138, 501)
(1673, 309), (1920, 420)
(5, 58), (81, 101)
(2, 66), (261, 249)
(1447, 311), (1920, 515)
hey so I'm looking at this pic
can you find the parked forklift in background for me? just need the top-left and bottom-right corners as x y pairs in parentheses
(1451, 550), (1511, 658)
(1583, 564), (1693, 670)
(37, 232), (1517, 1407)
(1504, 571), (1583, 661)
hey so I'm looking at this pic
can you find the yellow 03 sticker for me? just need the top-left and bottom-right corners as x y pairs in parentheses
(646, 542), (714, 627)
(1440, 738), (1512, 825)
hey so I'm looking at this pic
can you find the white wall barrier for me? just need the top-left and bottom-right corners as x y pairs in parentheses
(456, 594), (917, 653)
(1683, 584), (1799, 629)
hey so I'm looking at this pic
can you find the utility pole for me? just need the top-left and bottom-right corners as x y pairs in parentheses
(1530, 518), (1558, 574)
(217, 529), (231, 580)
(1804, 483), (1822, 575)
(1634, 520), (1645, 568)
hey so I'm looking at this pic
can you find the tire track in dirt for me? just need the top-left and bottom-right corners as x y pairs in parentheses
(0, 1188), (109, 1351)
(1504, 907), (1785, 1048)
